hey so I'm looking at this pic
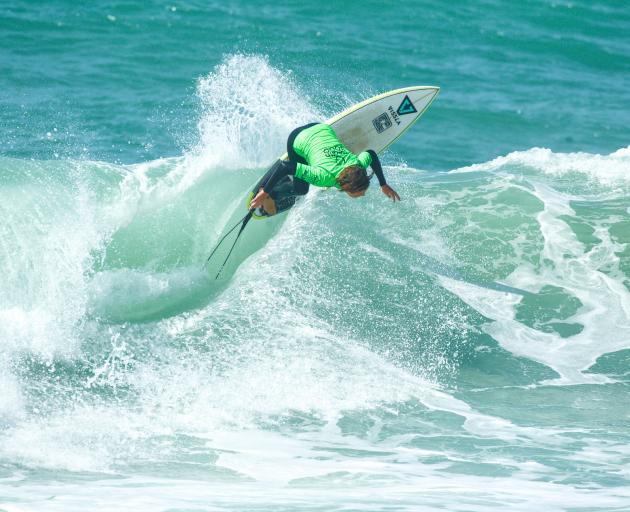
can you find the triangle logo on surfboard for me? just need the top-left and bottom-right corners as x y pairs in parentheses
(397, 95), (417, 116)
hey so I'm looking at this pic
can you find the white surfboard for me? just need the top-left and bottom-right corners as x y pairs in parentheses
(283, 85), (440, 158)
(249, 85), (439, 218)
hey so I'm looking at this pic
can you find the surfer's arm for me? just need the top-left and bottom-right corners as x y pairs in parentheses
(361, 150), (401, 202)
(250, 160), (297, 210)
(362, 150), (386, 186)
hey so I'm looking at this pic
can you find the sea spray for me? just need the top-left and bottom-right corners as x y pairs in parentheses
(1, 54), (629, 511)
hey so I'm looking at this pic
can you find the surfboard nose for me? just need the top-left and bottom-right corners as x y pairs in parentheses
(329, 86), (441, 154)
(411, 86), (440, 107)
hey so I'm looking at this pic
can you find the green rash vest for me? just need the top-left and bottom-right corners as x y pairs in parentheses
(292, 124), (372, 189)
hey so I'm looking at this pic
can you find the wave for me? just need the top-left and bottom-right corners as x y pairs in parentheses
(1, 57), (629, 492)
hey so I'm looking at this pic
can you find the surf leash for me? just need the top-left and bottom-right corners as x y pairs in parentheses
(203, 211), (253, 280)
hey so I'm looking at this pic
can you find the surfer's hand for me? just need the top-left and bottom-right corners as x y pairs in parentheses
(381, 184), (400, 202)
(250, 189), (269, 210)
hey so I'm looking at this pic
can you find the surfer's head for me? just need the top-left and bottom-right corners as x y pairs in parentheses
(337, 165), (370, 197)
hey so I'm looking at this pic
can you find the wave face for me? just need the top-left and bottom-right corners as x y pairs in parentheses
(1, 56), (630, 511)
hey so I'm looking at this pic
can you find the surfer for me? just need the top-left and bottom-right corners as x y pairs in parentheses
(249, 123), (400, 212)
(206, 86), (440, 278)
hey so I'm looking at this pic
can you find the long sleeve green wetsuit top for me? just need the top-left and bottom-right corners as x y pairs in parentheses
(261, 123), (387, 194)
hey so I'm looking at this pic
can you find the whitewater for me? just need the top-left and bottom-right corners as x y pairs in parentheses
(1, 56), (630, 512)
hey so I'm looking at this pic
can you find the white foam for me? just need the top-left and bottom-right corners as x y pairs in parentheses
(2, 58), (629, 512)
(0, 369), (24, 421)
(195, 54), (318, 169)
(3, 449), (630, 512)
(454, 145), (630, 189)
(0, 172), (107, 361)
(436, 179), (630, 384)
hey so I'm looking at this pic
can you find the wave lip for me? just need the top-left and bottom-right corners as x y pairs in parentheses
(194, 54), (318, 169)
(437, 146), (630, 384)
(454, 145), (630, 191)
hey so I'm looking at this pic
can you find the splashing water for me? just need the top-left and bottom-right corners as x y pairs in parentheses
(1, 55), (630, 511)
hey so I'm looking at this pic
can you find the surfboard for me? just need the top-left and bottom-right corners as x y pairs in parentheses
(248, 85), (440, 218)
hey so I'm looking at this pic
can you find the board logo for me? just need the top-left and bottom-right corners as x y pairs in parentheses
(372, 112), (392, 133)
(397, 95), (417, 116)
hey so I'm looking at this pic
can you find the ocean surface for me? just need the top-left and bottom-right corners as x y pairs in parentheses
(1, 1), (630, 511)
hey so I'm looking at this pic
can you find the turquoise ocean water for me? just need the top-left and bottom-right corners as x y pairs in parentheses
(1, 1), (630, 510)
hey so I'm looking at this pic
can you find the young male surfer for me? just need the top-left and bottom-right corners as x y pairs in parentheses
(206, 122), (401, 279)
(249, 123), (400, 213)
